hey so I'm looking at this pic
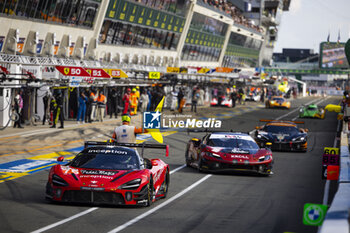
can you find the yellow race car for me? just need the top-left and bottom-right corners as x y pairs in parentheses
(265, 96), (291, 109)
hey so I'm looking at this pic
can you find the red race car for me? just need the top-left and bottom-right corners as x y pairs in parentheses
(185, 130), (273, 175)
(46, 141), (169, 207)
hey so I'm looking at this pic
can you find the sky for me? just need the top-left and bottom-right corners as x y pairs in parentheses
(274, 0), (350, 53)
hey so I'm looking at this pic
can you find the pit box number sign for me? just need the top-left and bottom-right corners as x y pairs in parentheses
(322, 147), (339, 179)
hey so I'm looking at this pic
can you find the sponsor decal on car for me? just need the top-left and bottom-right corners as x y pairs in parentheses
(87, 149), (128, 155)
(81, 170), (118, 176)
(230, 155), (249, 159)
(79, 175), (114, 179)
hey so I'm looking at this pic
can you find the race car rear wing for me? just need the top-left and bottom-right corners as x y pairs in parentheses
(84, 141), (169, 157)
(187, 128), (249, 135)
(259, 119), (305, 124)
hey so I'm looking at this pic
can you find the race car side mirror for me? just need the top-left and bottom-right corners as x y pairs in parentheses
(144, 159), (153, 169)
(57, 156), (64, 162)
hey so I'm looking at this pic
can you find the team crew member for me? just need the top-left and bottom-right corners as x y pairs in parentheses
(112, 115), (147, 143)
(96, 91), (106, 122)
(51, 91), (64, 128)
(130, 88), (138, 116)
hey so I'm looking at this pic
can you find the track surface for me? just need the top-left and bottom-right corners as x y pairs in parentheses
(0, 96), (340, 233)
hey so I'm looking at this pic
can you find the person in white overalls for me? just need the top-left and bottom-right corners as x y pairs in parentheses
(112, 114), (147, 143)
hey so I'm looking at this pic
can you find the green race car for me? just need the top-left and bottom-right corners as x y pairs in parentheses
(299, 104), (325, 119)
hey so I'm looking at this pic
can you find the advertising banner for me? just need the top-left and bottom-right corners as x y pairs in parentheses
(85, 68), (110, 78)
(56, 66), (91, 77)
(104, 69), (128, 78)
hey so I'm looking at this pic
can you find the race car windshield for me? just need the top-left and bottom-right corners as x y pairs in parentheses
(70, 149), (140, 170)
(307, 106), (318, 110)
(272, 97), (284, 102)
(265, 125), (299, 134)
(208, 138), (259, 150)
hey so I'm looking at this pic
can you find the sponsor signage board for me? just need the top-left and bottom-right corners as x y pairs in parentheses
(104, 69), (128, 78)
(56, 66), (90, 77)
(85, 68), (110, 78)
(322, 147), (340, 180)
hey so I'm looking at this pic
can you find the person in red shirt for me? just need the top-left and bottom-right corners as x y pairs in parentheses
(122, 88), (131, 115)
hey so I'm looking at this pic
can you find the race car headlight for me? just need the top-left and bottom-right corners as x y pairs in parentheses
(119, 179), (141, 190)
(258, 155), (271, 162)
(292, 136), (306, 142)
(206, 152), (221, 158)
(299, 108), (303, 112)
(52, 174), (69, 187)
(270, 101), (275, 104)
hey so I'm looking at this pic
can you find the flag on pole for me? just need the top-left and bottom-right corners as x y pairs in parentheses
(337, 29), (340, 44)
(327, 31), (330, 43)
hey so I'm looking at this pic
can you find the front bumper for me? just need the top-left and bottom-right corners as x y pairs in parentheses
(257, 140), (307, 151)
(46, 182), (150, 206)
(200, 157), (273, 175)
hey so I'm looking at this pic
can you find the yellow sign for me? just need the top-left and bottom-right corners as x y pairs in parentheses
(324, 147), (339, 155)
(104, 69), (128, 78)
(198, 68), (210, 74)
(166, 67), (180, 73)
(149, 72), (161, 79)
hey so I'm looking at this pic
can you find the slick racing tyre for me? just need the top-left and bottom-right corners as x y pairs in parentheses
(145, 179), (154, 207)
(160, 169), (170, 198)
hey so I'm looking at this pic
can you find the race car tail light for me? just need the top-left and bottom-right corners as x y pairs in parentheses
(119, 179), (141, 190)
(52, 174), (69, 187)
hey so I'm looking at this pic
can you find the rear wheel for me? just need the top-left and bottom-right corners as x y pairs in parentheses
(160, 169), (170, 198)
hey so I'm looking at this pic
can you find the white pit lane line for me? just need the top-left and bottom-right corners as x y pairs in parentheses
(107, 174), (212, 233)
(30, 164), (189, 233)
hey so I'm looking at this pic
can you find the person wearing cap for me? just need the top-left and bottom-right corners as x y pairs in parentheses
(130, 88), (138, 116)
(111, 114), (147, 143)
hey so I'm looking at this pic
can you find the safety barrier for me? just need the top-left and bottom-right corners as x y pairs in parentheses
(320, 120), (350, 233)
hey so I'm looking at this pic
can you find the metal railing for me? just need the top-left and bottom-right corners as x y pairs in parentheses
(320, 109), (350, 233)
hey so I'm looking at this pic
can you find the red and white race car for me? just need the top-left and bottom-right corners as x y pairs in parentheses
(210, 96), (232, 107)
(185, 131), (273, 175)
(46, 142), (169, 207)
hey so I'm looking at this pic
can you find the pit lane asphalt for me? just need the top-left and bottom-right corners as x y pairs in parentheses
(0, 96), (340, 233)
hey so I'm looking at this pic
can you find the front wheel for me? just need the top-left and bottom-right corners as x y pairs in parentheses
(144, 180), (154, 207)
